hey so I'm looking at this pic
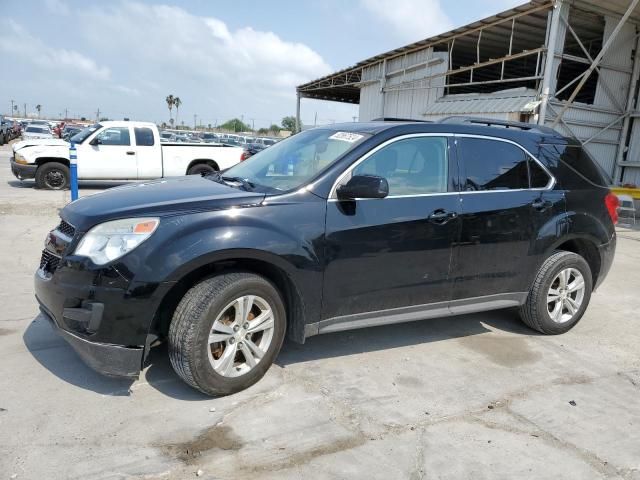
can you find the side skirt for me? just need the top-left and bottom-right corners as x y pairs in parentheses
(304, 292), (527, 337)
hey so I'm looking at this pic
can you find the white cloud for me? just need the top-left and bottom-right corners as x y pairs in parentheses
(71, 2), (335, 124)
(0, 19), (110, 80)
(360, 0), (453, 43)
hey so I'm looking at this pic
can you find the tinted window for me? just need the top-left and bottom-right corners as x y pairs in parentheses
(529, 160), (551, 188)
(353, 137), (449, 195)
(135, 127), (155, 146)
(96, 127), (130, 146)
(459, 138), (528, 191)
(556, 145), (610, 186)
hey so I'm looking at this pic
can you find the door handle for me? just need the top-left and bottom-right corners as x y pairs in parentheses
(428, 209), (457, 224)
(531, 198), (552, 211)
(126, 151), (135, 155)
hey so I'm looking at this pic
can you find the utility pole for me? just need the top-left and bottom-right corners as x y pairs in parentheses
(10, 99), (14, 117)
(23, 103), (26, 118)
(95, 108), (100, 122)
(193, 114), (197, 130)
(64, 108), (68, 120)
(250, 118), (255, 131)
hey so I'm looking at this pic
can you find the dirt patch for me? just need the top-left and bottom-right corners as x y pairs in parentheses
(395, 375), (423, 388)
(160, 424), (243, 464)
(458, 335), (541, 368)
(0, 328), (14, 336)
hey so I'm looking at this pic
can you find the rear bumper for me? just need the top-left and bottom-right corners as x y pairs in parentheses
(10, 158), (37, 180)
(595, 233), (616, 290)
(38, 303), (143, 377)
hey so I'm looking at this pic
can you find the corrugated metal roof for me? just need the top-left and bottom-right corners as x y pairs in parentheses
(422, 90), (538, 115)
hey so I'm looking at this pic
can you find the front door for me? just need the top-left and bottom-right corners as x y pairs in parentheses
(77, 126), (138, 179)
(322, 135), (460, 322)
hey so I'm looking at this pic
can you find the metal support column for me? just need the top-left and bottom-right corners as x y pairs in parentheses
(614, 32), (640, 182)
(552, 0), (640, 128)
(295, 91), (301, 133)
(379, 59), (387, 118)
(539, 0), (563, 125)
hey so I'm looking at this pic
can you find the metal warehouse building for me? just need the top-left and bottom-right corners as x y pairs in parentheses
(296, 0), (640, 186)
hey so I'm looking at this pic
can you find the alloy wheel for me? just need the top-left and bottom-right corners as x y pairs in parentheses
(547, 268), (586, 324)
(207, 295), (275, 377)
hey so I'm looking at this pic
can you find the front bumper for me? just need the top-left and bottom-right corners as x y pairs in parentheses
(10, 157), (37, 180)
(34, 259), (174, 378)
(38, 303), (143, 377)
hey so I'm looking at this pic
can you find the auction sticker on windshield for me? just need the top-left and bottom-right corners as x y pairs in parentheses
(329, 132), (364, 143)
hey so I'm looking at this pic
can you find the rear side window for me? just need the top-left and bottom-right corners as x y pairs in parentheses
(135, 127), (155, 146)
(529, 161), (551, 188)
(458, 138), (529, 191)
(551, 145), (610, 187)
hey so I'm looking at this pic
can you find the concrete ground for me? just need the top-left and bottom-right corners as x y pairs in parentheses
(0, 142), (639, 480)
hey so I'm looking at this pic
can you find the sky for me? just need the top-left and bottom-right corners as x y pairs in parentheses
(0, 0), (523, 129)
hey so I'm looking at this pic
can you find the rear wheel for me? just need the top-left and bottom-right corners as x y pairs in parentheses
(187, 163), (216, 176)
(519, 251), (592, 334)
(35, 162), (70, 190)
(168, 272), (286, 396)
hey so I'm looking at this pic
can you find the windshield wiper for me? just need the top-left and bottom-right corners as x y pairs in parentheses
(222, 176), (255, 191)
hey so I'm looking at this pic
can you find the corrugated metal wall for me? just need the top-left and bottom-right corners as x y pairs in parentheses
(358, 49), (447, 121)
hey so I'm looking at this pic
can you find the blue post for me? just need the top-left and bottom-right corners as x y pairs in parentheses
(69, 142), (78, 201)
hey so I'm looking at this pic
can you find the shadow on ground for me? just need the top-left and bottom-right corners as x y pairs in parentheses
(23, 308), (535, 399)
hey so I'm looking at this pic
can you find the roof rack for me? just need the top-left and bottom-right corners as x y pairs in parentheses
(371, 117), (432, 123)
(438, 116), (558, 135)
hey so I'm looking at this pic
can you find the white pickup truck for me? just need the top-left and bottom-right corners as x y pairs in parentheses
(10, 121), (244, 189)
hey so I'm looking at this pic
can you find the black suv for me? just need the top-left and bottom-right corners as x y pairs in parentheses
(34, 118), (617, 395)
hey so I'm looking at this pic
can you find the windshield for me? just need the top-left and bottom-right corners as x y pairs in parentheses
(26, 126), (47, 133)
(222, 129), (369, 192)
(70, 123), (101, 144)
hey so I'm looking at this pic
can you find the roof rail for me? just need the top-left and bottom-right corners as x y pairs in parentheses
(371, 117), (432, 123)
(438, 116), (558, 135)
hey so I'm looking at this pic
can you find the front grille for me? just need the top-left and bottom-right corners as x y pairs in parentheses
(39, 250), (61, 273)
(56, 220), (76, 238)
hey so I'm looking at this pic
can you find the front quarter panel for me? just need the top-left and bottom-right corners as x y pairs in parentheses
(134, 191), (327, 329)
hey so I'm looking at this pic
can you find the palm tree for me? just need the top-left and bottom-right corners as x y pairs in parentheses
(165, 95), (174, 122)
(174, 97), (182, 125)
(35, 104), (42, 118)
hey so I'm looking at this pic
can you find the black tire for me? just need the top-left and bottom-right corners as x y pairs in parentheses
(35, 162), (70, 190)
(168, 272), (286, 396)
(0, 133), (5, 145)
(519, 251), (593, 334)
(187, 163), (216, 176)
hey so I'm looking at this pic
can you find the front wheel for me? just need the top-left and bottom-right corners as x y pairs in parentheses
(519, 251), (593, 334)
(35, 162), (70, 190)
(168, 272), (286, 396)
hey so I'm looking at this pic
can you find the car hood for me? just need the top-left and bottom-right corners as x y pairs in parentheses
(13, 138), (67, 151)
(62, 175), (266, 230)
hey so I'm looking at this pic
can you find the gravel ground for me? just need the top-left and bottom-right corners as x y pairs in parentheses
(0, 142), (639, 480)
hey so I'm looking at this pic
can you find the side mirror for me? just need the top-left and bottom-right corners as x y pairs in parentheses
(337, 175), (389, 200)
(89, 137), (101, 146)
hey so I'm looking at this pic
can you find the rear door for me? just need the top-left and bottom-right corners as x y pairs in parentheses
(77, 126), (137, 179)
(134, 127), (162, 179)
(322, 134), (461, 322)
(452, 136), (561, 301)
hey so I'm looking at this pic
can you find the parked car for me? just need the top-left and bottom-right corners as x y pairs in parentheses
(11, 121), (243, 189)
(202, 133), (219, 143)
(240, 142), (266, 161)
(21, 125), (54, 140)
(33, 118), (617, 396)
(0, 117), (14, 144)
(256, 137), (277, 147)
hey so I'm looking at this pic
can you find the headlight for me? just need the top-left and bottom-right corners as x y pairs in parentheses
(74, 218), (159, 265)
(14, 153), (27, 165)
